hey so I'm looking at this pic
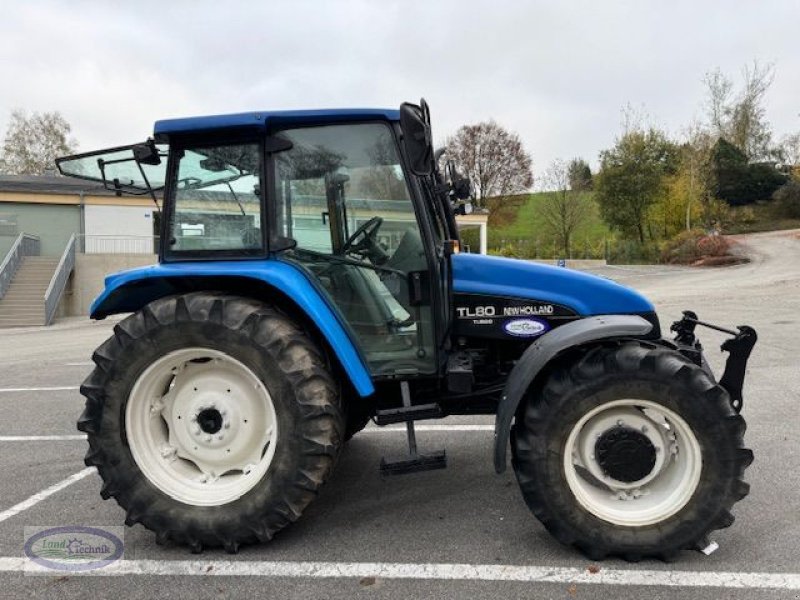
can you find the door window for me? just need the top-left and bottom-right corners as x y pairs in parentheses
(274, 122), (434, 376)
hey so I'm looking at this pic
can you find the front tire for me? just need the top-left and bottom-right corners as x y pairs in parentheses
(78, 293), (344, 553)
(511, 341), (753, 561)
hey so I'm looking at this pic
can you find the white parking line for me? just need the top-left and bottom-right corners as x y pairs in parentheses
(1, 557), (798, 589)
(0, 467), (95, 524)
(0, 427), (490, 444)
(0, 435), (86, 441)
(0, 386), (79, 393)
(364, 424), (494, 432)
(64, 361), (94, 367)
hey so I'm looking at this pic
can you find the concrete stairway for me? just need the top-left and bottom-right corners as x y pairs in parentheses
(0, 256), (59, 327)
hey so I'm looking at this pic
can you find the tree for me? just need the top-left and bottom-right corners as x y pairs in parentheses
(595, 127), (679, 243)
(703, 62), (775, 161)
(445, 120), (533, 213)
(540, 159), (591, 257)
(710, 138), (787, 206)
(778, 132), (800, 179)
(0, 110), (77, 175)
(567, 158), (592, 191)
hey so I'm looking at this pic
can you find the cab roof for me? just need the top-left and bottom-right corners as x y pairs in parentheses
(154, 108), (401, 137)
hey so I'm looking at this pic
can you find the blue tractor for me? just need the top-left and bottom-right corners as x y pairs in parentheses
(57, 101), (755, 560)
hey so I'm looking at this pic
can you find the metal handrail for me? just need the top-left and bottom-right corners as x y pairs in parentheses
(44, 234), (77, 326)
(0, 233), (40, 299)
(77, 234), (159, 255)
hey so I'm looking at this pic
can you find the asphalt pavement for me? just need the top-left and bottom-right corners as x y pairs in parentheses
(0, 230), (797, 599)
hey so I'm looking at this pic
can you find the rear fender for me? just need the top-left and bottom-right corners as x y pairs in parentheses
(494, 315), (653, 473)
(90, 260), (375, 397)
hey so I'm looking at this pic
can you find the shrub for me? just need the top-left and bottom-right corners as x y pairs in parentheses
(660, 230), (731, 264)
(772, 181), (800, 219)
(496, 244), (519, 258)
(606, 240), (662, 265)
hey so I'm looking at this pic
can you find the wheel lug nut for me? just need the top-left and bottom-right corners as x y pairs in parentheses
(217, 434), (224, 441)
(205, 435), (212, 442)
(224, 422), (231, 429)
(616, 419), (624, 426)
(641, 426), (648, 433)
(193, 427), (201, 435)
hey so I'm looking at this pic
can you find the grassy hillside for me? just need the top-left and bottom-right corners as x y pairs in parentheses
(476, 191), (611, 259)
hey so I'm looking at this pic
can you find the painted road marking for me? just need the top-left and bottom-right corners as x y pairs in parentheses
(0, 435), (87, 441)
(0, 386), (78, 393)
(64, 361), (94, 367)
(0, 467), (95, 524)
(1, 558), (798, 589)
(0, 427), (491, 440)
(364, 424), (494, 432)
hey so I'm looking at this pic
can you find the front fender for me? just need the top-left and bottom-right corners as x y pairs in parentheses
(494, 315), (653, 473)
(90, 260), (375, 397)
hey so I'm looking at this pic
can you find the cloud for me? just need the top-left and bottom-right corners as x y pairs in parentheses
(1, 0), (798, 172)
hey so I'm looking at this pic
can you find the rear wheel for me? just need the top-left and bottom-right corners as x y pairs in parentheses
(511, 342), (753, 561)
(78, 292), (344, 553)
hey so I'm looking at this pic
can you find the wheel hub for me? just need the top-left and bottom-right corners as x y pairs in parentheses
(197, 408), (223, 434)
(595, 426), (657, 483)
(563, 399), (703, 527)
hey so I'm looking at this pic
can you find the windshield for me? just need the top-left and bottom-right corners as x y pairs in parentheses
(56, 143), (168, 194)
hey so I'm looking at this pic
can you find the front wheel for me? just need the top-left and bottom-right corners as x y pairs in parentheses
(511, 341), (753, 561)
(78, 293), (344, 553)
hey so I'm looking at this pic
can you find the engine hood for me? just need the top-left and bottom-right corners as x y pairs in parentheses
(451, 253), (654, 316)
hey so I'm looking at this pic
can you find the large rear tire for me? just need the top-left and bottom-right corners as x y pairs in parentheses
(78, 292), (344, 553)
(511, 341), (753, 561)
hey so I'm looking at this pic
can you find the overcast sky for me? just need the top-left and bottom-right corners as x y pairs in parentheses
(1, 1), (798, 177)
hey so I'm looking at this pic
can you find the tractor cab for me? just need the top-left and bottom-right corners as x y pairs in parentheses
(58, 103), (468, 381)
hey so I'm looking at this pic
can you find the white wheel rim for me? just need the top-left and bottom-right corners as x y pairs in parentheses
(563, 399), (702, 527)
(126, 347), (278, 506)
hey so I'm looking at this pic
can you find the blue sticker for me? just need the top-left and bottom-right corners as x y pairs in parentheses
(503, 317), (549, 338)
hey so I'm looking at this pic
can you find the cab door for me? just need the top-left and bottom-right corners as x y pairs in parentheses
(270, 121), (439, 377)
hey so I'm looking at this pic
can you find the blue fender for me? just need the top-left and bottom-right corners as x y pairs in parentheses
(89, 259), (375, 397)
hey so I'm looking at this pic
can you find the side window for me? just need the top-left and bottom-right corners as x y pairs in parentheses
(169, 143), (262, 254)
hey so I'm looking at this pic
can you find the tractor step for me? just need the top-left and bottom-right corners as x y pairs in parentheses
(380, 450), (447, 476)
(379, 382), (447, 476)
(374, 402), (442, 425)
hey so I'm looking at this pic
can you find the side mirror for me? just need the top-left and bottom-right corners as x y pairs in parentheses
(132, 139), (161, 166)
(199, 157), (229, 172)
(400, 100), (434, 176)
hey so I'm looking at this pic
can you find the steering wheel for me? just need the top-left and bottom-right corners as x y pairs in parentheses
(342, 216), (388, 264)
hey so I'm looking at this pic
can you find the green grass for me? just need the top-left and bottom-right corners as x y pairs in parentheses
(482, 191), (611, 259)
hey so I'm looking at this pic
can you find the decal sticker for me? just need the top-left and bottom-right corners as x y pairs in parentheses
(503, 318), (549, 338)
(456, 306), (496, 318)
(502, 305), (554, 316)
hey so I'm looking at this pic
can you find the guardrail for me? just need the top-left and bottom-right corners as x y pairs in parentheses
(44, 234), (76, 326)
(78, 234), (159, 255)
(0, 233), (40, 300)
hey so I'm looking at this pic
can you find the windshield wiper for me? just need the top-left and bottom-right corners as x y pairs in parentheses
(225, 182), (247, 216)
